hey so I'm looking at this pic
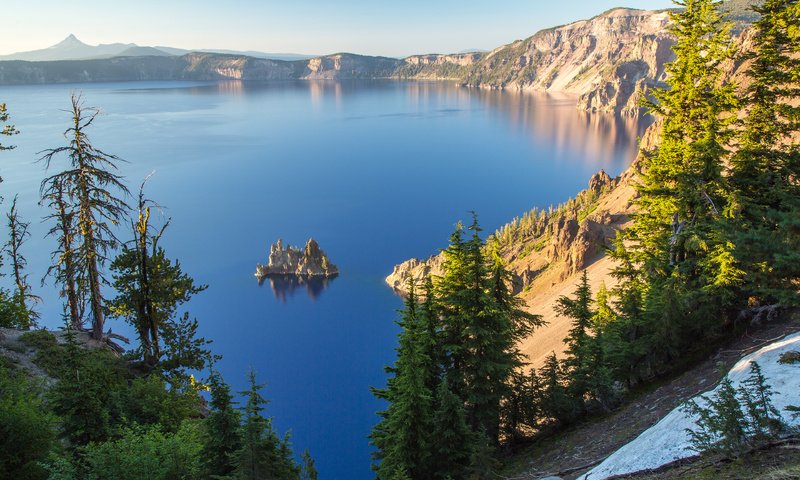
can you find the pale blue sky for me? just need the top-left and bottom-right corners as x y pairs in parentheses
(3, 0), (676, 57)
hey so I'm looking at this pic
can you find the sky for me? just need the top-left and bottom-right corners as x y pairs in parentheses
(3, 0), (676, 57)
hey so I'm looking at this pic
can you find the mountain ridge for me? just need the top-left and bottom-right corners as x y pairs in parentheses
(0, 5), (758, 115)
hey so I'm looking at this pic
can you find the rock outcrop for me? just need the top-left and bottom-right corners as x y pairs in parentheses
(385, 167), (625, 295)
(256, 238), (338, 279)
(459, 8), (676, 116)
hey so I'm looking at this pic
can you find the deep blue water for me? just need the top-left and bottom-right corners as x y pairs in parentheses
(1, 80), (649, 479)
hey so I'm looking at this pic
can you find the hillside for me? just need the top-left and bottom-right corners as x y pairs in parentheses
(0, 5), (758, 115)
(501, 315), (800, 479)
(411, 8), (675, 116)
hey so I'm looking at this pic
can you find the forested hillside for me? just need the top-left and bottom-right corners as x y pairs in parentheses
(375, 0), (800, 478)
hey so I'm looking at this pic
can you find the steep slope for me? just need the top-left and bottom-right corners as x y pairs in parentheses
(397, 8), (675, 116)
(386, 120), (661, 366)
(580, 332), (800, 480)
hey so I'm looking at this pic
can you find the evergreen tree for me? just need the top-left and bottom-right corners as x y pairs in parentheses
(727, 0), (800, 305)
(737, 361), (784, 442)
(606, 234), (650, 385)
(615, 0), (740, 377)
(108, 176), (206, 366)
(430, 381), (474, 480)
(371, 281), (435, 480)
(436, 220), (470, 397)
(39, 94), (130, 340)
(556, 271), (595, 403)
(300, 450), (318, 480)
(0, 364), (54, 480)
(203, 369), (242, 479)
(48, 326), (126, 446)
(439, 214), (542, 445)
(41, 176), (84, 329)
(538, 352), (576, 425)
(593, 281), (614, 329)
(233, 369), (300, 480)
(419, 275), (442, 394)
(4, 196), (41, 327)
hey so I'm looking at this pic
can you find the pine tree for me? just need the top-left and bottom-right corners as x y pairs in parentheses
(300, 450), (318, 480)
(108, 175), (206, 366)
(593, 281), (614, 329)
(39, 94), (130, 340)
(371, 280), (435, 480)
(738, 361), (784, 442)
(202, 369), (242, 479)
(727, 0), (800, 305)
(41, 176), (84, 329)
(606, 234), (651, 385)
(3, 197), (41, 328)
(616, 0), (740, 376)
(430, 381), (474, 480)
(538, 352), (576, 425)
(419, 275), (442, 394)
(436, 220), (470, 398)
(49, 325), (126, 446)
(233, 369), (300, 480)
(557, 271), (595, 404)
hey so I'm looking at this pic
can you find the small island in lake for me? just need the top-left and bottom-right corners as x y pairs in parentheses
(255, 238), (339, 279)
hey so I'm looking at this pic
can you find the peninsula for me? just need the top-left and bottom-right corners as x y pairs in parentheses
(255, 238), (338, 279)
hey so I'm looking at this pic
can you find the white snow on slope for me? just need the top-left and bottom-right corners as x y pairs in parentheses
(580, 332), (800, 480)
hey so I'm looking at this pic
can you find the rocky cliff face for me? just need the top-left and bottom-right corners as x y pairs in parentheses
(256, 238), (338, 278)
(385, 167), (629, 295)
(0, 5), (757, 115)
(0, 52), (399, 84)
(459, 8), (675, 116)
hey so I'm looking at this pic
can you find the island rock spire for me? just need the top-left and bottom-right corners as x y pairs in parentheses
(256, 238), (338, 279)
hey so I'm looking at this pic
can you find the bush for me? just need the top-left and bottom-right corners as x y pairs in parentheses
(0, 365), (55, 480)
(684, 361), (785, 457)
(19, 330), (58, 350)
(83, 421), (204, 480)
(119, 375), (201, 433)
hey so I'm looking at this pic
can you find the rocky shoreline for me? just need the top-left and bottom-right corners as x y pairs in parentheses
(255, 238), (338, 279)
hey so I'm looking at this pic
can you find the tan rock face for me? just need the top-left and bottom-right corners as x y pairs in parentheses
(462, 8), (675, 115)
(256, 238), (338, 278)
(384, 163), (628, 296)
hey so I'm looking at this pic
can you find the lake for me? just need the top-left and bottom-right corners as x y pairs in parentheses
(0, 80), (650, 479)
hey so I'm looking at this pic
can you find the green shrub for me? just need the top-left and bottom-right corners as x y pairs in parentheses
(0, 366), (55, 480)
(683, 361), (785, 457)
(83, 422), (204, 480)
(19, 330), (58, 350)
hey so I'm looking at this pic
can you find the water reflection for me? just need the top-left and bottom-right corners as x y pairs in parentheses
(467, 88), (652, 169)
(258, 274), (338, 303)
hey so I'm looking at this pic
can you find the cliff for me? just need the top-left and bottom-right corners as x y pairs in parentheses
(0, 6), (758, 115)
(457, 8), (675, 116)
(255, 238), (338, 279)
(0, 52), (398, 84)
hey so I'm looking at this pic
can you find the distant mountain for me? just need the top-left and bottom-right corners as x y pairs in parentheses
(154, 46), (315, 62)
(0, 34), (172, 61)
(0, 35), (314, 62)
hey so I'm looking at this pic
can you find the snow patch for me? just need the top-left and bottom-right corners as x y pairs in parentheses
(580, 332), (800, 480)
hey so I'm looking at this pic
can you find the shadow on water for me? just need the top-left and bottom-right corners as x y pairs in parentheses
(257, 274), (338, 303)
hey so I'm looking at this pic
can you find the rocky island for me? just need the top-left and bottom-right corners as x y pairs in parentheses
(255, 238), (338, 279)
